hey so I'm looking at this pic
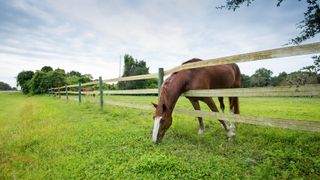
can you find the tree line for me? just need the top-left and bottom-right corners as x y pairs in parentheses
(241, 56), (320, 87)
(0, 81), (17, 91)
(16, 66), (93, 94)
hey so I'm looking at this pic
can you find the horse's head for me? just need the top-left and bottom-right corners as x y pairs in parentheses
(152, 102), (172, 144)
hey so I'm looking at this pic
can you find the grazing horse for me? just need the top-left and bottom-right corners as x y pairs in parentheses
(152, 58), (241, 143)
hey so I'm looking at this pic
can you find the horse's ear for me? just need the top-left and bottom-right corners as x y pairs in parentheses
(152, 102), (158, 108)
(162, 104), (167, 112)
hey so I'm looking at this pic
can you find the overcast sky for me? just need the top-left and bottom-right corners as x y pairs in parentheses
(0, 0), (319, 88)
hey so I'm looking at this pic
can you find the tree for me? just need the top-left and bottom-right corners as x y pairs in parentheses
(250, 68), (273, 87)
(301, 55), (320, 83)
(29, 71), (47, 94)
(283, 71), (317, 85)
(218, 0), (320, 44)
(0, 81), (12, 90)
(47, 70), (66, 88)
(54, 68), (66, 75)
(118, 54), (152, 89)
(67, 71), (82, 77)
(79, 74), (93, 83)
(271, 72), (287, 86)
(16, 70), (34, 94)
(66, 72), (92, 85)
(29, 68), (67, 94)
(240, 74), (251, 87)
(41, 66), (53, 72)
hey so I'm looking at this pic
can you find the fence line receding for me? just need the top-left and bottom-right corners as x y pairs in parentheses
(49, 42), (320, 132)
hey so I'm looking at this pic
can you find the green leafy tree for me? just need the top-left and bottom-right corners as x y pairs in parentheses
(66, 72), (92, 85)
(118, 54), (153, 89)
(218, 0), (320, 44)
(67, 71), (82, 77)
(283, 71), (317, 86)
(271, 72), (288, 86)
(250, 68), (273, 87)
(0, 81), (12, 90)
(41, 66), (53, 72)
(240, 74), (251, 87)
(16, 70), (34, 94)
(29, 68), (66, 94)
(29, 71), (47, 94)
(47, 70), (66, 88)
(300, 55), (320, 83)
(79, 74), (93, 83)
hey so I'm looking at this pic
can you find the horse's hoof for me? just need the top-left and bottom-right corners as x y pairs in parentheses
(227, 130), (236, 141)
(198, 129), (204, 135)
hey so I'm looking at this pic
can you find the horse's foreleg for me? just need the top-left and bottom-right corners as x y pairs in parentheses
(202, 97), (228, 131)
(227, 97), (239, 140)
(188, 99), (205, 135)
(218, 97), (225, 113)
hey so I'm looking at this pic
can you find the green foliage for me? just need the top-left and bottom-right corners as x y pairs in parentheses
(218, 0), (320, 44)
(66, 72), (92, 85)
(16, 70), (34, 94)
(29, 69), (67, 95)
(47, 69), (67, 88)
(283, 71), (317, 86)
(250, 68), (273, 87)
(302, 55), (320, 83)
(40, 66), (53, 72)
(240, 74), (250, 87)
(17, 66), (92, 95)
(67, 70), (82, 77)
(29, 71), (47, 94)
(118, 54), (155, 89)
(241, 56), (320, 87)
(0, 81), (13, 90)
(0, 93), (319, 179)
(271, 72), (287, 86)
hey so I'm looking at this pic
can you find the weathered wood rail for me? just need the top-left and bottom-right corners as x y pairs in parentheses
(50, 42), (320, 132)
(104, 101), (320, 132)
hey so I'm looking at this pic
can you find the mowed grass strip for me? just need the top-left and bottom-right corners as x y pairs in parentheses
(0, 93), (319, 179)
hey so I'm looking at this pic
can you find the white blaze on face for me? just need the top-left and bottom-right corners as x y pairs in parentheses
(152, 116), (162, 143)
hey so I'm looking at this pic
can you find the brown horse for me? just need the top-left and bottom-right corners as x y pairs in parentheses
(152, 58), (241, 143)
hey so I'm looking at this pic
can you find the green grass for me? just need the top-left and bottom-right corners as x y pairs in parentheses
(0, 93), (320, 179)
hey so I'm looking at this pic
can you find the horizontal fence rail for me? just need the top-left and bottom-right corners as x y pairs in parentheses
(104, 100), (320, 132)
(105, 89), (158, 95)
(183, 84), (320, 97)
(165, 42), (320, 75)
(104, 73), (158, 83)
(54, 84), (320, 97)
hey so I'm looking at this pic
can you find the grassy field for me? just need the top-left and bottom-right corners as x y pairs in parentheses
(0, 93), (320, 179)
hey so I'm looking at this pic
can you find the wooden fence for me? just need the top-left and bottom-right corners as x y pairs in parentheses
(49, 42), (320, 132)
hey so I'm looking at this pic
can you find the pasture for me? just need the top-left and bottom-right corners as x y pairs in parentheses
(0, 92), (320, 179)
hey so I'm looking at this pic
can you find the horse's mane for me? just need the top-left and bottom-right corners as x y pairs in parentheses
(182, 58), (202, 65)
(159, 58), (203, 108)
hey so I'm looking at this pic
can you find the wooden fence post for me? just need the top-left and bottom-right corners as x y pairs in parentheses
(158, 68), (164, 99)
(78, 82), (82, 103)
(58, 88), (61, 98)
(99, 76), (104, 110)
(65, 85), (68, 101)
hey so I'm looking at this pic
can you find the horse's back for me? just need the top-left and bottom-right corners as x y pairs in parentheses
(183, 63), (240, 90)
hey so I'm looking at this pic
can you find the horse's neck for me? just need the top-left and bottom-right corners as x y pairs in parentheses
(160, 75), (187, 113)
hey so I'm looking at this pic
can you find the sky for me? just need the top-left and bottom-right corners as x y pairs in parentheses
(0, 0), (319, 88)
